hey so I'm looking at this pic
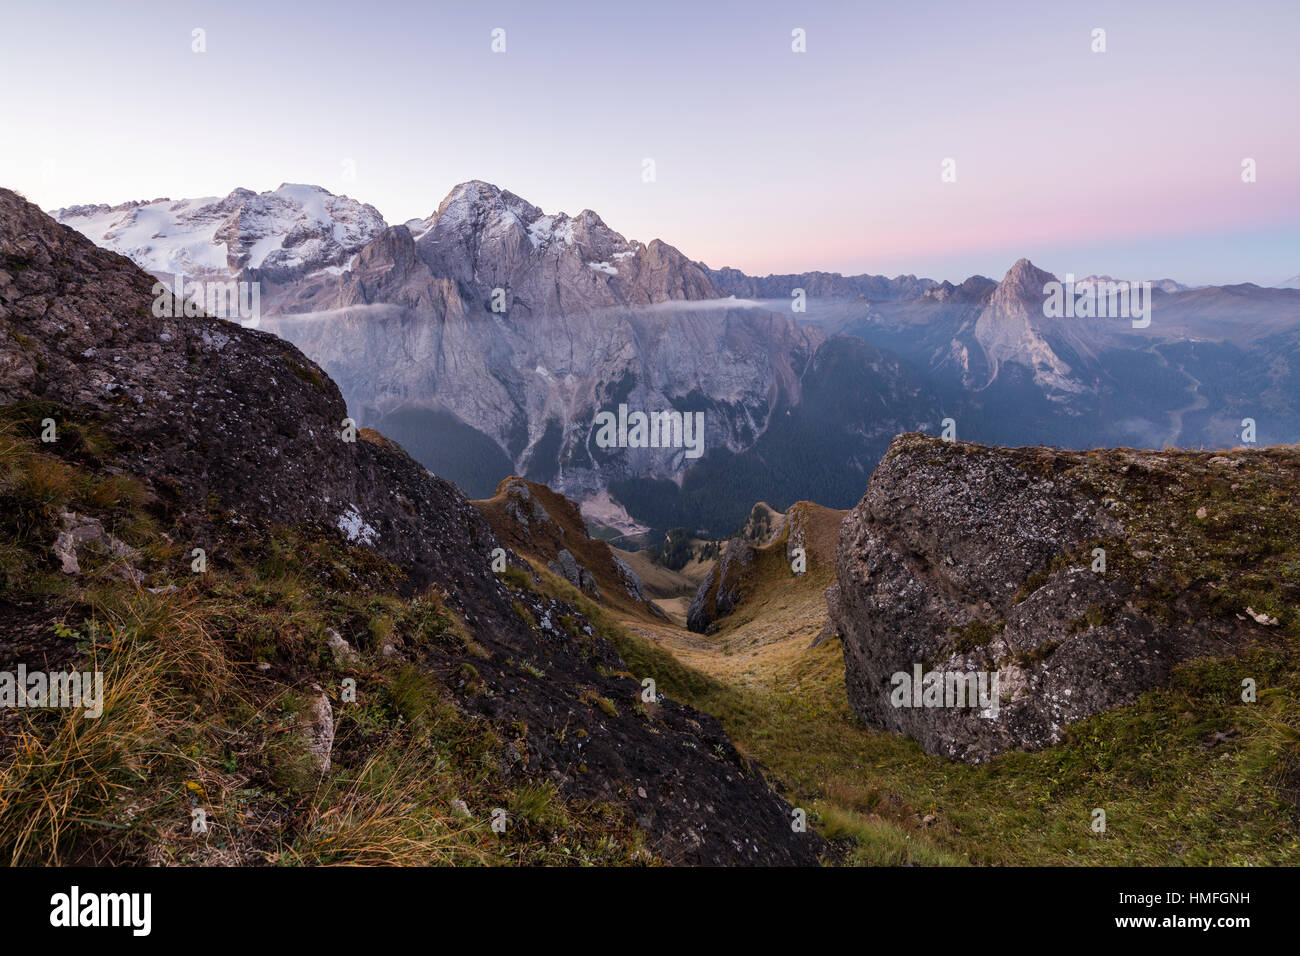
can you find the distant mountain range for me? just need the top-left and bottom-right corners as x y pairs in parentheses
(53, 183), (1300, 539)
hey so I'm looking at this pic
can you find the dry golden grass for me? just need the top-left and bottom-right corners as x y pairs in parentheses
(0, 592), (201, 864)
(283, 749), (494, 867)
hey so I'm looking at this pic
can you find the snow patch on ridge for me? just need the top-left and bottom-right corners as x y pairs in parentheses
(337, 505), (378, 545)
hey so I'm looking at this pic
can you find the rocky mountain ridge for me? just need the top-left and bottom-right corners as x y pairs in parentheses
(51, 182), (1300, 530)
(1, 186), (824, 865)
(687, 500), (844, 634)
(705, 266), (938, 301)
(472, 475), (665, 621)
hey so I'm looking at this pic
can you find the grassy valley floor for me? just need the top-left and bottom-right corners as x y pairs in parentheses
(606, 521), (1299, 866)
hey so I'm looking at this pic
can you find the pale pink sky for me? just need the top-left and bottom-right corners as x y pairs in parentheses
(1, 0), (1296, 284)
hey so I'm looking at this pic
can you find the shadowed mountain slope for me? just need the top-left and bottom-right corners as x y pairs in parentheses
(0, 187), (823, 865)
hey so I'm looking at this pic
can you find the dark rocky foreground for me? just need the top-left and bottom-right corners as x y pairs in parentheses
(0, 187), (823, 865)
(826, 432), (1286, 762)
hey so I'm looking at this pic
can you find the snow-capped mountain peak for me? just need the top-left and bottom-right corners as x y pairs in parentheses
(407, 180), (715, 306)
(52, 184), (387, 281)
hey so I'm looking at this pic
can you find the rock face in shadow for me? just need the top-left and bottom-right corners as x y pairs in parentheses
(687, 538), (755, 634)
(827, 433), (1257, 763)
(0, 187), (824, 865)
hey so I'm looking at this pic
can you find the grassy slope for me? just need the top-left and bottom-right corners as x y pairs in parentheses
(611, 546), (707, 597)
(609, 458), (1300, 865)
(610, 545), (709, 627)
(7, 401), (1295, 866)
(0, 404), (647, 865)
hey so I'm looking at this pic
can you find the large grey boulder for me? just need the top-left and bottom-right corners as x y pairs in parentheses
(827, 433), (1250, 762)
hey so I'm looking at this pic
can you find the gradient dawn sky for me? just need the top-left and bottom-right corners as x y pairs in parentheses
(2, 0), (1297, 285)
